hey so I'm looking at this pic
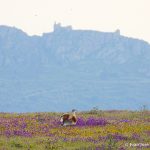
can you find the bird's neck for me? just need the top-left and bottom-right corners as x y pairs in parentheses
(72, 112), (76, 116)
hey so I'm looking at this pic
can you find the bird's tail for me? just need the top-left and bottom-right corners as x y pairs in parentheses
(60, 116), (63, 123)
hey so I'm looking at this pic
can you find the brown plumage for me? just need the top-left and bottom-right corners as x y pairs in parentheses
(60, 109), (77, 126)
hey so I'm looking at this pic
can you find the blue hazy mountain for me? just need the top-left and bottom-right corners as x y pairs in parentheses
(0, 23), (150, 112)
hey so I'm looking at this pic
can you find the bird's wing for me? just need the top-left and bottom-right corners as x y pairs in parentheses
(62, 113), (70, 120)
(70, 116), (77, 122)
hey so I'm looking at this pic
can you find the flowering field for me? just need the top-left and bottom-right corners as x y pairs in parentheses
(0, 110), (149, 150)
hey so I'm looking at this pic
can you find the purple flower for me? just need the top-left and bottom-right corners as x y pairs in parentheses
(132, 133), (140, 140)
(76, 117), (86, 126)
(120, 119), (130, 123)
(76, 117), (108, 126)
(113, 134), (127, 141)
(21, 123), (27, 129)
(71, 137), (80, 142)
(13, 130), (32, 137)
(85, 137), (97, 143)
(5, 130), (12, 137)
(86, 117), (108, 126)
(63, 138), (69, 142)
(106, 134), (127, 141)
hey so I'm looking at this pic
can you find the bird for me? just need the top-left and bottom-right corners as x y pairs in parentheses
(60, 109), (77, 126)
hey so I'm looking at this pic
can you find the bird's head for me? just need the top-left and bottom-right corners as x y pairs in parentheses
(72, 109), (77, 113)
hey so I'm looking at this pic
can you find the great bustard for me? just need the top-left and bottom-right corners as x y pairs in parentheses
(60, 109), (77, 126)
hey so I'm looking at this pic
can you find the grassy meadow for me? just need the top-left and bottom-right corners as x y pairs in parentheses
(0, 110), (150, 150)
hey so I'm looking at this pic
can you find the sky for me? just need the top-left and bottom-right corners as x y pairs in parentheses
(0, 0), (150, 43)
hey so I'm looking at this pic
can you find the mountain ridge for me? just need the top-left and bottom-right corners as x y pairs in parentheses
(0, 23), (150, 112)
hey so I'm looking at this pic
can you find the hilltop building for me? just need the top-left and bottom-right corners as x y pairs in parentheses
(53, 22), (72, 32)
(114, 29), (120, 36)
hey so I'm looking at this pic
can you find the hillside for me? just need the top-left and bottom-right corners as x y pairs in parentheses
(0, 23), (150, 112)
